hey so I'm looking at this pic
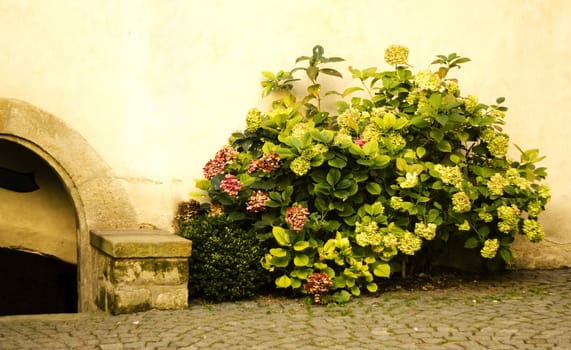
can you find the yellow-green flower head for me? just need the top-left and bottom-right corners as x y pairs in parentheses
(497, 204), (521, 234)
(406, 89), (425, 105)
(457, 220), (470, 231)
(334, 130), (353, 145)
(414, 222), (437, 240)
(538, 185), (551, 200)
(337, 109), (361, 132)
(463, 95), (479, 113)
(290, 156), (311, 176)
(383, 233), (399, 249)
(434, 164), (463, 188)
(487, 173), (509, 196)
(398, 231), (423, 255)
(452, 191), (471, 213)
(505, 168), (529, 190)
(384, 45), (409, 66)
(480, 239), (499, 259)
(399, 172), (419, 189)
(291, 123), (311, 138)
(355, 221), (383, 247)
(481, 128), (495, 143)
(383, 132), (407, 152)
(487, 134), (509, 158)
(523, 219), (544, 242)
(526, 201), (543, 218)
(246, 108), (264, 130)
(478, 211), (494, 223)
(361, 124), (381, 142)
(445, 80), (460, 96)
(371, 107), (387, 118)
(415, 70), (441, 91)
(390, 196), (404, 210)
(301, 143), (328, 160)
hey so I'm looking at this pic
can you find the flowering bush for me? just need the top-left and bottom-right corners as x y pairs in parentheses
(193, 45), (550, 303)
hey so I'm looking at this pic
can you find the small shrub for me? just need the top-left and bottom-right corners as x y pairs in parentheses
(178, 209), (272, 302)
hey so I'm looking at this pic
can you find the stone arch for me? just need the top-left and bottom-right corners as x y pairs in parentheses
(0, 98), (138, 311)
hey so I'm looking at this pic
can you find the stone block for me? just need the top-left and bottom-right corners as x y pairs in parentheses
(110, 287), (152, 315)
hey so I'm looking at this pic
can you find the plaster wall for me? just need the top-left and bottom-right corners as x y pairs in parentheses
(0, 1), (569, 265)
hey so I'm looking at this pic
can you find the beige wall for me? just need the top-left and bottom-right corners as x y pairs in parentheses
(0, 1), (569, 254)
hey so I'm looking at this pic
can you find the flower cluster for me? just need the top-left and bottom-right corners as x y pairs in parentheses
(414, 222), (437, 240)
(486, 134), (509, 158)
(203, 145), (239, 179)
(290, 157), (311, 176)
(303, 272), (332, 304)
(463, 95), (479, 113)
(434, 164), (463, 188)
(286, 204), (310, 232)
(220, 174), (242, 197)
(452, 191), (471, 213)
(415, 70), (441, 91)
(398, 231), (423, 255)
(248, 152), (281, 174)
(480, 238), (499, 259)
(355, 221), (382, 247)
(523, 219), (544, 242)
(457, 220), (470, 231)
(246, 108), (265, 130)
(384, 45), (409, 66)
(487, 173), (509, 196)
(399, 172), (418, 189)
(497, 204), (521, 234)
(246, 190), (270, 213)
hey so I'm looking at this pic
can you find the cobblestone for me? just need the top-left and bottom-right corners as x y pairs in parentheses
(1, 269), (571, 349)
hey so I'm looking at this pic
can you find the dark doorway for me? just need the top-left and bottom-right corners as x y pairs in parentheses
(0, 247), (77, 315)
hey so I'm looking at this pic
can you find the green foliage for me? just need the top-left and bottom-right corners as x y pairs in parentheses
(194, 44), (550, 304)
(178, 214), (272, 302)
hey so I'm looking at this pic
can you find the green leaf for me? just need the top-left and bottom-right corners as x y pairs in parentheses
(430, 129), (444, 142)
(429, 93), (442, 109)
(270, 248), (288, 257)
(373, 263), (391, 277)
(366, 283), (378, 293)
(307, 66), (319, 81)
(332, 290), (352, 303)
(366, 182), (382, 195)
(320, 68), (343, 78)
(328, 157), (347, 168)
(275, 275), (292, 288)
(273, 226), (292, 246)
(195, 178), (211, 191)
(499, 247), (514, 265)
(436, 140), (452, 152)
(435, 114), (449, 126)
(293, 240), (311, 251)
(464, 237), (479, 249)
(326, 168), (341, 187)
(294, 254), (311, 267)
(416, 146), (426, 159)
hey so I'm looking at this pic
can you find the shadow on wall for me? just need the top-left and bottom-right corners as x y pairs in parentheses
(0, 248), (77, 315)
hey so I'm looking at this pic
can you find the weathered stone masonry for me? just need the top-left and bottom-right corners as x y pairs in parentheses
(90, 229), (192, 315)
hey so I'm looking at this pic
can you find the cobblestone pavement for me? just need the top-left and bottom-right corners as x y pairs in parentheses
(1, 269), (570, 349)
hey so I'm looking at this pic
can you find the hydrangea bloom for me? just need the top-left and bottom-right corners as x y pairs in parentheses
(384, 45), (409, 66)
(398, 231), (423, 255)
(497, 204), (521, 234)
(415, 70), (441, 91)
(523, 219), (544, 242)
(286, 204), (310, 232)
(457, 220), (470, 231)
(526, 201), (543, 218)
(399, 172), (418, 189)
(414, 222), (437, 240)
(202, 145), (239, 179)
(487, 134), (509, 158)
(538, 185), (551, 200)
(220, 174), (242, 197)
(390, 196), (404, 210)
(209, 203), (224, 217)
(383, 132), (407, 152)
(434, 164), (463, 188)
(463, 95), (479, 113)
(246, 108), (264, 130)
(248, 152), (281, 174)
(355, 221), (383, 247)
(290, 157), (311, 176)
(480, 239), (499, 259)
(452, 191), (471, 213)
(487, 173), (509, 196)
(478, 211), (494, 223)
(246, 190), (270, 213)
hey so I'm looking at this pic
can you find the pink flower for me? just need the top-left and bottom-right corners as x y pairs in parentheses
(303, 272), (332, 304)
(286, 204), (310, 232)
(354, 137), (367, 148)
(202, 145), (239, 179)
(247, 152), (281, 174)
(246, 190), (270, 213)
(220, 174), (242, 197)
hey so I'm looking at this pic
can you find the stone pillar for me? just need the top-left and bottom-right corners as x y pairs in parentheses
(90, 229), (192, 315)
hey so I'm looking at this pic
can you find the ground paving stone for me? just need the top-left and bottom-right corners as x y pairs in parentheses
(1, 269), (571, 349)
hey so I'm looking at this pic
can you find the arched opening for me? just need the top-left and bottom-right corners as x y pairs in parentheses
(0, 140), (78, 315)
(0, 98), (138, 313)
